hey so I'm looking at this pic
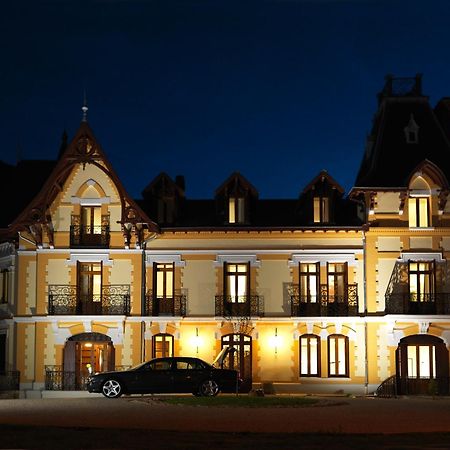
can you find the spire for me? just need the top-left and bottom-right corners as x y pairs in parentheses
(81, 91), (88, 122)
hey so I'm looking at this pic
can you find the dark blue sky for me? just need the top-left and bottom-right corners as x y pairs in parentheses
(2, 0), (450, 199)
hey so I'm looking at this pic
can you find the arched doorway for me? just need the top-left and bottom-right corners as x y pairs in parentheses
(221, 333), (252, 393)
(396, 334), (449, 395)
(64, 332), (115, 389)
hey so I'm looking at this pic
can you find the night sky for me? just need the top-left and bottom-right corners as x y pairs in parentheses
(2, 0), (450, 200)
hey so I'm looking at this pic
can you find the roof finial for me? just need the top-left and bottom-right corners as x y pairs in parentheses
(81, 90), (88, 122)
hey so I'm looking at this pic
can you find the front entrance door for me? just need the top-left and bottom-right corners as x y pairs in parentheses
(396, 334), (449, 395)
(221, 333), (252, 393)
(63, 333), (115, 390)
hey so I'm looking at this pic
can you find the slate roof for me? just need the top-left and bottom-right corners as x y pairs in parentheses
(354, 75), (450, 189)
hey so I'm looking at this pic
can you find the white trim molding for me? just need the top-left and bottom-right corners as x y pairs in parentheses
(146, 254), (186, 267)
(398, 252), (445, 263)
(71, 196), (111, 205)
(67, 251), (113, 266)
(288, 250), (360, 267)
(213, 254), (261, 268)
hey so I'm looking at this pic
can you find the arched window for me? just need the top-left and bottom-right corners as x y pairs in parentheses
(408, 176), (431, 228)
(299, 334), (321, 377)
(152, 333), (174, 358)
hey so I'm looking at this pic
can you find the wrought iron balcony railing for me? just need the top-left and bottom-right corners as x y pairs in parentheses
(385, 293), (450, 315)
(144, 290), (187, 316)
(70, 214), (110, 248)
(0, 371), (20, 391)
(70, 225), (110, 248)
(44, 366), (131, 391)
(215, 294), (264, 317)
(48, 285), (130, 315)
(288, 284), (358, 317)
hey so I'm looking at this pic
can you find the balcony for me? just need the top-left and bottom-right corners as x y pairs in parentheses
(288, 284), (358, 317)
(48, 285), (130, 315)
(385, 293), (450, 315)
(144, 290), (187, 316)
(215, 294), (264, 317)
(70, 214), (110, 248)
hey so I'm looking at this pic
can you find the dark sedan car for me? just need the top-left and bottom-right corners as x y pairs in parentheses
(87, 349), (240, 398)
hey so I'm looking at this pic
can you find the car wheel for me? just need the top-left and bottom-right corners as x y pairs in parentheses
(101, 379), (123, 398)
(198, 379), (219, 397)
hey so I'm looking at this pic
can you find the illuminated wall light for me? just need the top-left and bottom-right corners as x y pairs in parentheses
(84, 343), (93, 348)
(269, 328), (281, 354)
(191, 327), (202, 355)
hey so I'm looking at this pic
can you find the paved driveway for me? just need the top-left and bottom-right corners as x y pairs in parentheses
(0, 395), (450, 434)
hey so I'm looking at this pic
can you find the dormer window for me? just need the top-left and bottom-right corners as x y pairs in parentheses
(157, 197), (175, 224)
(313, 196), (329, 223)
(408, 176), (431, 228)
(229, 196), (245, 224)
(404, 114), (419, 144)
(408, 196), (429, 227)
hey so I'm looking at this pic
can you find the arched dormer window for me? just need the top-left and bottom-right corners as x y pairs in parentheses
(71, 180), (110, 248)
(408, 176), (431, 228)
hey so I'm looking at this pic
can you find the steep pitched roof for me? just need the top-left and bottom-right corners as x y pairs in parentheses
(354, 75), (450, 189)
(215, 172), (258, 198)
(301, 170), (344, 195)
(1, 121), (158, 241)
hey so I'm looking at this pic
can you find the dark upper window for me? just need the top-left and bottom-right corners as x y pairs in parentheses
(0, 270), (9, 304)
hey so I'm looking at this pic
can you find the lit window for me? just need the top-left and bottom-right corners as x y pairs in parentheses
(327, 263), (347, 301)
(328, 334), (349, 377)
(229, 197), (245, 224)
(408, 197), (430, 227)
(409, 261), (434, 302)
(225, 263), (249, 303)
(299, 263), (319, 303)
(300, 334), (320, 376)
(313, 196), (329, 223)
(407, 345), (436, 378)
(155, 263), (174, 300)
(81, 206), (102, 232)
(152, 333), (174, 358)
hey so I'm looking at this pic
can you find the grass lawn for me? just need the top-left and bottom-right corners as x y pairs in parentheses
(157, 394), (321, 407)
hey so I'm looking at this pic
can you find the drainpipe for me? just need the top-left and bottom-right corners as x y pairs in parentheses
(141, 242), (146, 363)
(362, 226), (369, 395)
(140, 232), (158, 363)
